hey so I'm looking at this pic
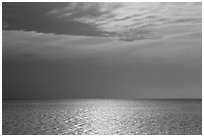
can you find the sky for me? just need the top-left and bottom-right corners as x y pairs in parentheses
(2, 2), (202, 99)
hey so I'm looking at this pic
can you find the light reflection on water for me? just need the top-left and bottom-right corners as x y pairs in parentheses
(2, 99), (202, 135)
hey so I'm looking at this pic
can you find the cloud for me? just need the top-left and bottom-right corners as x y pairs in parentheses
(2, 3), (105, 37)
(3, 2), (202, 41)
(47, 3), (117, 18)
(50, 2), (201, 41)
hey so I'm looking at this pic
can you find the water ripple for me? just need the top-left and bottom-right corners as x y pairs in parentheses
(2, 99), (202, 135)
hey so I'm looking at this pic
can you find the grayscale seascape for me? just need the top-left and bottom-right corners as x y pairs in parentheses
(3, 99), (202, 135)
(3, 2), (202, 135)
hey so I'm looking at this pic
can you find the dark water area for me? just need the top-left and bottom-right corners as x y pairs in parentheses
(2, 99), (202, 135)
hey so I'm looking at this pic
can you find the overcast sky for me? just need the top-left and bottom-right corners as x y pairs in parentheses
(2, 2), (202, 99)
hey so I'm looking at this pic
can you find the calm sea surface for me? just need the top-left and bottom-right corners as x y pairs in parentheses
(2, 99), (202, 135)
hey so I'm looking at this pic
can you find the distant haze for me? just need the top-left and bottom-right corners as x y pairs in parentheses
(2, 2), (202, 99)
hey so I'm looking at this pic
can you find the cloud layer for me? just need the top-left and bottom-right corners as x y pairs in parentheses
(3, 2), (202, 41)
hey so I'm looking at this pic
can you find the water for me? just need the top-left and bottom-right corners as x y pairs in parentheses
(2, 99), (202, 135)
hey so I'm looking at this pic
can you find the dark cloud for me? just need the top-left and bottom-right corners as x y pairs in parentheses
(2, 2), (105, 36)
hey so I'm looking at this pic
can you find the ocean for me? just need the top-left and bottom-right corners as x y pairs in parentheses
(2, 99), (202, 135)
